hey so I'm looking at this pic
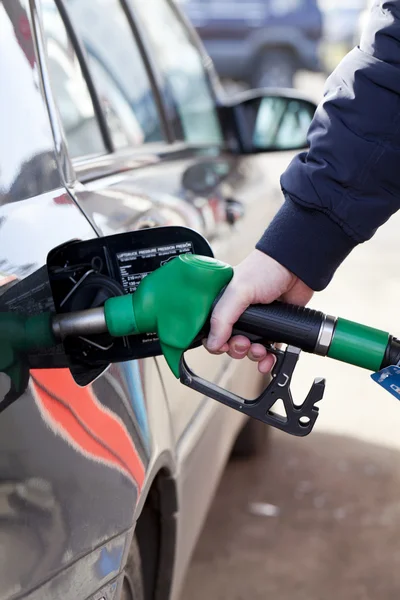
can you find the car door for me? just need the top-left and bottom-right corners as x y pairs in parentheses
(0, 2), (170, 598)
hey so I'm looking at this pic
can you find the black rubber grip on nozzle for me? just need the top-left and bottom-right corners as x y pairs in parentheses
(233, 302), (325, 353)
(381, 337), (400, 369)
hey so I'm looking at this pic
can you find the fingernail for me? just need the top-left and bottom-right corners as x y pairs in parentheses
(234, 345), (248, 354)
(235, 343), (248, 351)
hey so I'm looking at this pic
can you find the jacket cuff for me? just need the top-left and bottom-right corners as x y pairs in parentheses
(256, 198), (357, 291)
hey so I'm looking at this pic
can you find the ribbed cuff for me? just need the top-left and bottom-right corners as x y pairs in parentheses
(256, 198), (357, 291)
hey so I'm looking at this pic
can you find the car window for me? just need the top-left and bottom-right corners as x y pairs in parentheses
(40, 0), (106, 159)
(132, 0), (223, 145)
(64, 0), (164, 149)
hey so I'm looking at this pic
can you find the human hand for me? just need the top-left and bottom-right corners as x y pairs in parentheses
(206, 250), (314, 373)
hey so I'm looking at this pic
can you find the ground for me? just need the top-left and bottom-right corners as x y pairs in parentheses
(183, 431), (400, 600)
(182, 73), (400, 599)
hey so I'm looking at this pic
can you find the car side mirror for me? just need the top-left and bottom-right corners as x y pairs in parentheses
(221, 88), (318, 154)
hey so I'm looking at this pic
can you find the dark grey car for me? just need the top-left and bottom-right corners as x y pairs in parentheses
(180, 0), (323, 88)
(0, 1), (315, 598)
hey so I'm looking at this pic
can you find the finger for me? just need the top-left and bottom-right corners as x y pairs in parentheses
(248, 343), (268, 362)
(207, 283), (249, 352)
(258, 353), (277, 374)
(227, 335), (251, 354)
(227, 337), (251, 359)
(202, 339), (229, 355)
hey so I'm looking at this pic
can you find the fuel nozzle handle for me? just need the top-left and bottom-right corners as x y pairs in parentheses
(233, 302), (328, 354)
(234, 301), (400, 371)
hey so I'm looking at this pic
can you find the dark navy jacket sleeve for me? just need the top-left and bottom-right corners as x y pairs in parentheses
(256, 1), (400, 290)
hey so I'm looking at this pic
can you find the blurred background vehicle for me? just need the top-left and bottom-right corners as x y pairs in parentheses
(178, 0), (324, 89)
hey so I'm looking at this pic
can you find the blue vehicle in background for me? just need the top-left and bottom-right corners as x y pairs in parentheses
(179, 0), (323, 88)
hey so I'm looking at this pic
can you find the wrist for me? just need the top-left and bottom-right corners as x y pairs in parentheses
(251, 249), (296, 288)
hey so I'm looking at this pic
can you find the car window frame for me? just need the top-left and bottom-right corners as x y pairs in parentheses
(60, 0), (175, 148)
(49, 0), (113, 156)
(125, 0), (227, 147)
(37, 0), (176, 167)
(35, 0), (229, 185)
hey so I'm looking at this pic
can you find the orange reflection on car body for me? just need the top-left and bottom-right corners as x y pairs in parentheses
(30, 369), (145, 490)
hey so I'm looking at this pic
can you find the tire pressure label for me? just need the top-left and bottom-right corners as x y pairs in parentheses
(116, 241), (193, 294)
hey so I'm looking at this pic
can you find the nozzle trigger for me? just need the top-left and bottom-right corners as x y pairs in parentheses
(179, 345), (325, 437)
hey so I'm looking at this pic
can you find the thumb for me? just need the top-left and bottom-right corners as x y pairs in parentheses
(207, 284), (249, 352)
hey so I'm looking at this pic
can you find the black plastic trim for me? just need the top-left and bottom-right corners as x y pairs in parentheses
(56, 0), (113, 153)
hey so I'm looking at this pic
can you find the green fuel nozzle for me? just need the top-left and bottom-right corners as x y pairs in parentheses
(99, 253), (400, 436)
(104, 254), (234, 376)
(1, 253), (400, 435)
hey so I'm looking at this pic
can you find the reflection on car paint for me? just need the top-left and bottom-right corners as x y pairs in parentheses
(0, 193), (95, 286)
(120, 361), (151, 450)
(0, 474), (68, 595)
(96, 544), (125, 579)
(0, 2), (62, 204)
(30, 369), (145, 489)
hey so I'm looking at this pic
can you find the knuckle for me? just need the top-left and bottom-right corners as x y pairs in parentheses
(210, 314), (221, 327)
